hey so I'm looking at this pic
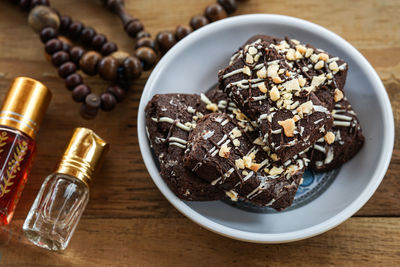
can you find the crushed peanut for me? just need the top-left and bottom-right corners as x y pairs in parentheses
(273, 76), (283, 84)
(278, 118), (295, 137)
(248, 46), (258, 55)
(324, 131), (335, 144)
(305, 48), (314, 58)
(286, 48), (296, 61)
(258, 83), (268, 93)
(318, 53), (329, 61)
(267, 64), (279, 78)
(257, 66), (267, 79)
(296, 101), (313, 117)
(310, 53), (319, 63)
(269, 166), (284, 176)
(293, 114), (301, 122)
(242, 65), (252, 76)
(252, 137), (264, 146)
(206, 103), (218, 112)
(329, 61), (339, 72)
(246, 53), (254, 64)
(269, 87), (280, 101)
(295, 50), (303, 60)
(233, 139), (241, 147)
(271, 153), (279, 161)
(334, 88), (344, 102)
(235, 159), (245, 169)
(218, 144), (231, 158)
(296, 45), (307, 54)
(243, 156), (252, 168)
(250, 163), (261, 172)
(314, 60), (325, 70)
(231, 128), (242, 138)
(298, 77), (307, 87)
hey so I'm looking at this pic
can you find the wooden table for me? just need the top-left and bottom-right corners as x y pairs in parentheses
(0, 0), (399, 265)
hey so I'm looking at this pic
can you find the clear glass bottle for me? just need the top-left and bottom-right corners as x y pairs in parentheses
(23, 128), (109, 251)
(0, 77), (52, 225)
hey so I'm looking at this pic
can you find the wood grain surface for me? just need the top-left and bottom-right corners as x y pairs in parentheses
(0, 0), (399, 266)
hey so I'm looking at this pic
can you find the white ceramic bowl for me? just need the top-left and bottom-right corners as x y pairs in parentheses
(137, 14), (394, 243)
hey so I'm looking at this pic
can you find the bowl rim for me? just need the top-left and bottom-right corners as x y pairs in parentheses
(137, 14), (394, 243)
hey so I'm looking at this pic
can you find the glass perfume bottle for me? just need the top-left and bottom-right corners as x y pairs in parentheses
(23, 128), (109, 251)
(0, 77), (52, 225)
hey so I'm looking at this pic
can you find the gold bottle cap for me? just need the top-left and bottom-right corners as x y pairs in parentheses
(0, 77), (52, 139)
(55, 128), (109, 187)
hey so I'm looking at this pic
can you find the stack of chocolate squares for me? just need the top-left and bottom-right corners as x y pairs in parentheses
(145, 35), (364, 211)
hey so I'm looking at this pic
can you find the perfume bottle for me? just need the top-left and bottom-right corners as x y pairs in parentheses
(23, 128), (109, 251)
(0, 77), (52, 225)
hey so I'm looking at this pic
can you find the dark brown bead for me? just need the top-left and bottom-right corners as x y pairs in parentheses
(156, 31), (176, 54)
(98, 56), (119, 81)
(45, 38), (63, 54)
(65, 73), (83, 91)
(124, 19), (143, 38)
(80, 103), (98, 120)
(135, 47), (156, 70)
(107, 85), (125, 102)
(70, 46), (85, 65)
(18, 0), (30, 11)
(91, 34), (107, 51)
(101, 42), (118, 56)
(205, 3), (227, 22)
(100, 92), (117, 111)
(30, 0), (49, 9)
(135, 37), (157, 50)
(110, 51), (130, 65)
(217, 0), (237, 14)
(68, 21), (84, 39)
(80, 27), (97, 45)
(175, 25), (192, 41)
(51, 50), (70, 67)
(58, 62), (76, 78)
(190, 15), (209, 30)
(59, 15), (72, 32)
(58, 36), (72, 51)
(122, 56), (142, 79)
(85, 93), (101, 109)
(72, 84), (91, 102)
(136, 31), (151, 39)
(40, 27), (58, 43)
(28, 6), (60, 32)
(79, 51), (102, 76)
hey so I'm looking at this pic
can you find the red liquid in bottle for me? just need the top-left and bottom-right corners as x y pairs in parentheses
(0, 127), (36, 225)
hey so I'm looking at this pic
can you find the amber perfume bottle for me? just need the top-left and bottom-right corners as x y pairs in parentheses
(23, 128), (109, 251)
(0, 77), (51, 225)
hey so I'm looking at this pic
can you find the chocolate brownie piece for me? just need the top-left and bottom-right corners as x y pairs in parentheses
(145, 94), (225, 201)
(219, 40), (334, 162)
(309, 97), (364, 171)
(184, 113), (307, 210)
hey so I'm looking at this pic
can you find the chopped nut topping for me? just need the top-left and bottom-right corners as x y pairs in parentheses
(206, 103), (218, 112)
(233, 109), (248, 121)
(235, 159), (245, 169)
(248, 46), (258, 55)
(219, 144), (231, 158)
(246, 53), (254, 64)
(273, 76), (283, 84)
(285, 71), (291, 77)
(233, 139), (241, 147)
(249, 152), (256, 160)
(263, 146), (270, 152)
(334, 89), (344, 102)
(282, 79), (300, 92)
(296, 45), (307, 54)
(296, 101), (313, 117)
(253, 137), (264, 146)
(242, 66), (252, 76)
(242, 170), (249, 176)
(250, 163), (261, 172)
(231, 128), (242, 138)
(269, 166), (284, 176)
(254, 54), (260, 62)
(278, 118), (295, 137)
(326, 73), (333, 79)
(257, 66), (267, 79)
(298, 77), (307, 87)
(291, 39), (300, 45)
(311, 74), (327, 88)
(293, 115), (300, 122)
(267, 64), (279, 78)
(310, 53), (319, 63)
(286, 48), (296, 61)
(329, 61), (339, 72)
(286, 165), (298, 175)
(295, 51), (303, 60)
(243, 156), (252, 168)
(318, 53), (329, 61)
(263, 168), (269, 174)
(314, 60), (325, 70)
(258, 83), (268, 93)
(270, 87), (280, 101)
(305, 48), (314, 58)
(271, 153), (279, 161)
(324, 131), (335, 144)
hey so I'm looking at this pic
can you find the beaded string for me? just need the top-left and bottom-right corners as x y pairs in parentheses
(7, 0), (248, 119)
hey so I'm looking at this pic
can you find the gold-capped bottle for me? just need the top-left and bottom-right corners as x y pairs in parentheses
(23, 128), (109, 251)
(0, 77), (52, 225)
